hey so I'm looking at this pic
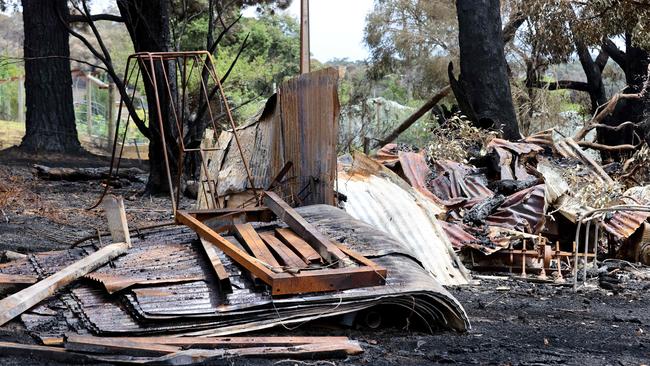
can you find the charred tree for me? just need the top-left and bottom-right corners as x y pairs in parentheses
(117, 0), (178, 194)
(455, 0), (520, 141)
(20, 0), (82, 153)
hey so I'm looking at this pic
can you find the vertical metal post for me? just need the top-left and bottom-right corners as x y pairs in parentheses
(17, 77), (24, 123)
(300, 0), (310, 74)
(107, 83), (116, 150)
(86, 75), (93, 136)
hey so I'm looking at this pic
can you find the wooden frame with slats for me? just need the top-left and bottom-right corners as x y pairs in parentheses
(176, 192), (387, 296)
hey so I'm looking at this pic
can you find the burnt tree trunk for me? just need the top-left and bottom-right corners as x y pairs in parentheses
(456, 0), (520, 140)
(20, 0), (82, 153)
(117, 0), (178, 194)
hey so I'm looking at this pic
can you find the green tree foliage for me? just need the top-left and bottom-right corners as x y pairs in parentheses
(178, 7), (300, 117)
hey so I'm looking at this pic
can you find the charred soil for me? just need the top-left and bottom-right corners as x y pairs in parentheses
(0, 153), (648, 365)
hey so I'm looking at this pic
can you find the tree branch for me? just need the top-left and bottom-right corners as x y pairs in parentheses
(526, 79), (591, 92)
(602, 38), (627, 69)
(68, 14), (123, 22)
(372, 85), (451, 148)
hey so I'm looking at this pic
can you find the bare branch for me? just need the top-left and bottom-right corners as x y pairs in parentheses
(68, 14), (123, 22)
(527, 79), (591, 92)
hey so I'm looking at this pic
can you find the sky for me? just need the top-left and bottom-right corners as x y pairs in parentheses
(90, 0), (373, 63)
(246, 0), (373, 62)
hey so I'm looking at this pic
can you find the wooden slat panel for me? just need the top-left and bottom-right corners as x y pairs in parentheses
(264, 191), (346, 263)
(259, 232), (307, 269)
(175, 211), (275, 285)
(275, 228), (321, 264)
(233, 223), (281, 269)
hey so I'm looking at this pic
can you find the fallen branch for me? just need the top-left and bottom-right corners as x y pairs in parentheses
(577, 140), (640, 152)
(372, 85), (451, 148)
(33, 165), (146, 182)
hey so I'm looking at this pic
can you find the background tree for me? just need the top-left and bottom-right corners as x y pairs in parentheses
(20, 0), (82, 153)
(455, 0), (520, 140)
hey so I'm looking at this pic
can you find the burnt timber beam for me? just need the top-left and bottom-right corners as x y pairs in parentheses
(263, 191), (346, 263)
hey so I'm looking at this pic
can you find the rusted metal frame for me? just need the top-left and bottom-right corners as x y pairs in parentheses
(572, 205), (650, 290)
(112, 60), (142, 178)
(137, 53), (178, 213)
(203, 53), (260, 204)
(192, 55), (224, 209)
(158, 58), (187, 209)
(89, 58), (141, 210)
(264, 191), (346, 263)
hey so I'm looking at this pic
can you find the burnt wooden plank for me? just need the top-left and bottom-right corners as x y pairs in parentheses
(271, 267), (386, 296)
(233, 223), (281, 269)
(65, 334), (180, 356)
(275, 228), (321, 264)
(199, 239), (232, 293)
(0, 242), (129, 326)
(77, 335), (352, 348)
(264, 191), (346, 263)
(259, 232), (308, 269)
(176, 211), (275, 284)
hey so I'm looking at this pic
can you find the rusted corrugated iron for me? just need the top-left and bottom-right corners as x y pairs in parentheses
(2, 207), (470, 338)
(199, 68), (340, 208)
(485, 184), (546, 234)
(430, 160), (493, 202)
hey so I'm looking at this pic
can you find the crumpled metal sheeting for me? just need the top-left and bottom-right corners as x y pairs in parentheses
(484, 184), (546, 234)
(13, 203), (469, 337)
(438, 221), (480, 250)
(602, 210), (650, 240)
(85, 240), (208, 294)
(397, 151), (463, 208)
(337, 153), (470, 286)
(430, 160), (493, 202)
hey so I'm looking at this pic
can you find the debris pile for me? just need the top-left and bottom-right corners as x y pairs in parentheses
(365, 125), (650, 288)
(0, 56), (469, 364)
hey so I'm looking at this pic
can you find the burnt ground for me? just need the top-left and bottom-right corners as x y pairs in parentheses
(0, 150), (649, 365)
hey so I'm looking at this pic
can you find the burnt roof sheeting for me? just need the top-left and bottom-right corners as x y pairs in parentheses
(337, 152), (470, 286)
(200, 68), (340, 207)
(484, 184), (546, 234)
(85, 239), (207, 294)
(430, 160), (493, 202)
(4, 206), (469, 337)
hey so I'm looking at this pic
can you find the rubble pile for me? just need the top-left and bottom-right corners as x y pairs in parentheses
(364, 126), (650, 287)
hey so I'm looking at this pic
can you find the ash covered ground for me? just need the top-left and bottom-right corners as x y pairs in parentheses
(0, 152), (648, 365)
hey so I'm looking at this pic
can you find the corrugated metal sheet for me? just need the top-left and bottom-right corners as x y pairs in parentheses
(430, 160), (493, 202)
(198, 68), (340, 208)
(337, 152), (470, 286)
(7, 206), (470, 336)
(485, 184), (546, 234)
